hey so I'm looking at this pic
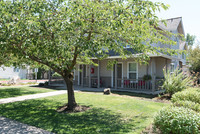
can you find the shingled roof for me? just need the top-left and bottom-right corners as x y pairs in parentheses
(158, 17), (184, 35)
(107, 17), (185, 57)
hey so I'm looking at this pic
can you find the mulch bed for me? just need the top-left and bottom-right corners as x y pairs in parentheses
(141, 124), (161, 134)
(57, 104), (91, 113)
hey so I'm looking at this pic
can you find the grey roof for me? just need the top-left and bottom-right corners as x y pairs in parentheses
(158, 17), (182, 31)
(107, 48), (138, 56)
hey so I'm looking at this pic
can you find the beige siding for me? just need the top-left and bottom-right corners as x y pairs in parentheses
(99, 60), (111, 77)
(155, 57), (166, 78)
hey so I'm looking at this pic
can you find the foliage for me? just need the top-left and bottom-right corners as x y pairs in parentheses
(52, 72), (62, 78)
(143, 74), (152, 81)
(186, 33), (196, 46)
(162, 68), (193, 96)
(0, 0), (177, 109)
(190, 71), (200, 87)
(0, 92), (168, 134)
(188, 45), (200, 72)
(171, 88), (200, 104)
(173, 100), (200, 113)
(154, 106), (200, 134)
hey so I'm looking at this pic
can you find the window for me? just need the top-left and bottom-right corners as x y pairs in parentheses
(13, 67), (19, 72)
(182, 52), (185, 59)
(170, 63), (175, 73)
(127, 62), (138, 79)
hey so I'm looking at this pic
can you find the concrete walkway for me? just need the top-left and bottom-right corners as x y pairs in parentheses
(0, 90), (67, 104)
(0, 90), (68, 133)
(0, 116), (54, 134)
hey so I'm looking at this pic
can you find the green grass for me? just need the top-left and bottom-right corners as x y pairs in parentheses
(0, 86), (55, 99)
(0, 92), (168, 134)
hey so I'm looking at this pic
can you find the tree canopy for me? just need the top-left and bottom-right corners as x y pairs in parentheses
(188, 45), (200, 72)
(0, 0), (176, 110)
(186, 33), (196, 46)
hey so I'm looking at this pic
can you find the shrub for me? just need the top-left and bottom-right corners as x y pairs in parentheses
(173, 100), (200, 112)
(171, 89), (200, 104)
(154, 106), (200, 134)
(44, 81), (49, 86)
(162, 68), (193, 96)
(143, 74), (152, 81)
(52, 72), (61, 77)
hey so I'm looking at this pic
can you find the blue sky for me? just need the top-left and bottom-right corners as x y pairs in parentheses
(151, 0), (200, 46)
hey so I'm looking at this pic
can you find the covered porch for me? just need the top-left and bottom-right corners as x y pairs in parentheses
(72, 56), (173, 93)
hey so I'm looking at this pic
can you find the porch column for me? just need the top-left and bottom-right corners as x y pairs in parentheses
(89, 65), (91, 88)
(97, 60), (100, 88)
(115, 64), (117, 89)
(78, 64), (80, 86)
(165, 59), (168, 73)
(81, 64), (84, 87)
(48, 69), (51, 86)
(151, 58), (156, 92)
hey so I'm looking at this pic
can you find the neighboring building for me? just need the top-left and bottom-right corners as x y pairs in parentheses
(0, 67), (28, 79)
(0, 66), (49, 80)
(50, 17), (188, 93)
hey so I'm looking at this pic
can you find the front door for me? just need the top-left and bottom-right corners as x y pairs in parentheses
(112, 63), (122, 88)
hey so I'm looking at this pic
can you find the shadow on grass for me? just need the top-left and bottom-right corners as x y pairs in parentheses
(0, 88), (39, 99)
(0, 99), (144, 134)
(111, 91), (157, 99)
(30, 85), (66, 91)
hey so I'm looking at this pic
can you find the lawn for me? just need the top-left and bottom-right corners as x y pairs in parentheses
(0, 92), (168, 134)
(0, 86), (55, 99)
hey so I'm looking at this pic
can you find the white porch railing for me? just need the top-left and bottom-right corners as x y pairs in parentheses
(117, 78), (163, 91)
(91, 78), (98, 88)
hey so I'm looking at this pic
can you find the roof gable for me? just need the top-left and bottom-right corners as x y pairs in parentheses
(158, 17), (185, 35)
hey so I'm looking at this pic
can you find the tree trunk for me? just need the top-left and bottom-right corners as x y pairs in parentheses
(64, 77), (77, 110)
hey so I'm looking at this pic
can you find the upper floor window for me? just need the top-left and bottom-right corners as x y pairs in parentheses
(13, 67), (20, 72)
(170, 63), (175, 73)
(182, 52), (185, 59)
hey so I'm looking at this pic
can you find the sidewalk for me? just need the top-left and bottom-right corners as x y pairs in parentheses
(0, 116), (54, 134)
(0, 90), (68, 133)
(0, 90), (67, 104)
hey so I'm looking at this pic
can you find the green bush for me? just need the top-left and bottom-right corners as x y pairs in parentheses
(173, 100), (200, 112)
(52, 72), (61, 77)
(154, 106), (200, 134)
(162, 68), (193, 96)
(171, 89), (200, 104)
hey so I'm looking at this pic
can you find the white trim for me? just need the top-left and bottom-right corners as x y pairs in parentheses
(86, 65), (88, 77)
(91, 53), (181, 61)
(111, 62), (123, 88)
(111, 69), (113, 87)
(127, 62), (138, 80)
(78, 64), (80, 85)
(73, 69), (75, 80)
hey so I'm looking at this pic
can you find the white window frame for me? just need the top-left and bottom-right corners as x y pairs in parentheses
(170, 63), (175, 73)
(127, 62), (138, 80)
(13, 67), (20, 72)
(73, 69), (75, 80)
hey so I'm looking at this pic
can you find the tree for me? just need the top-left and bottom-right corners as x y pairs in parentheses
(0, 0), (176, 110)
(186, 33), (196, 46)
(188, 45), (200, 72)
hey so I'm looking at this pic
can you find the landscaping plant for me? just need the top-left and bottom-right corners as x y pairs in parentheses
(162, 68), (193, 97)
(154, 106), (200, 134)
